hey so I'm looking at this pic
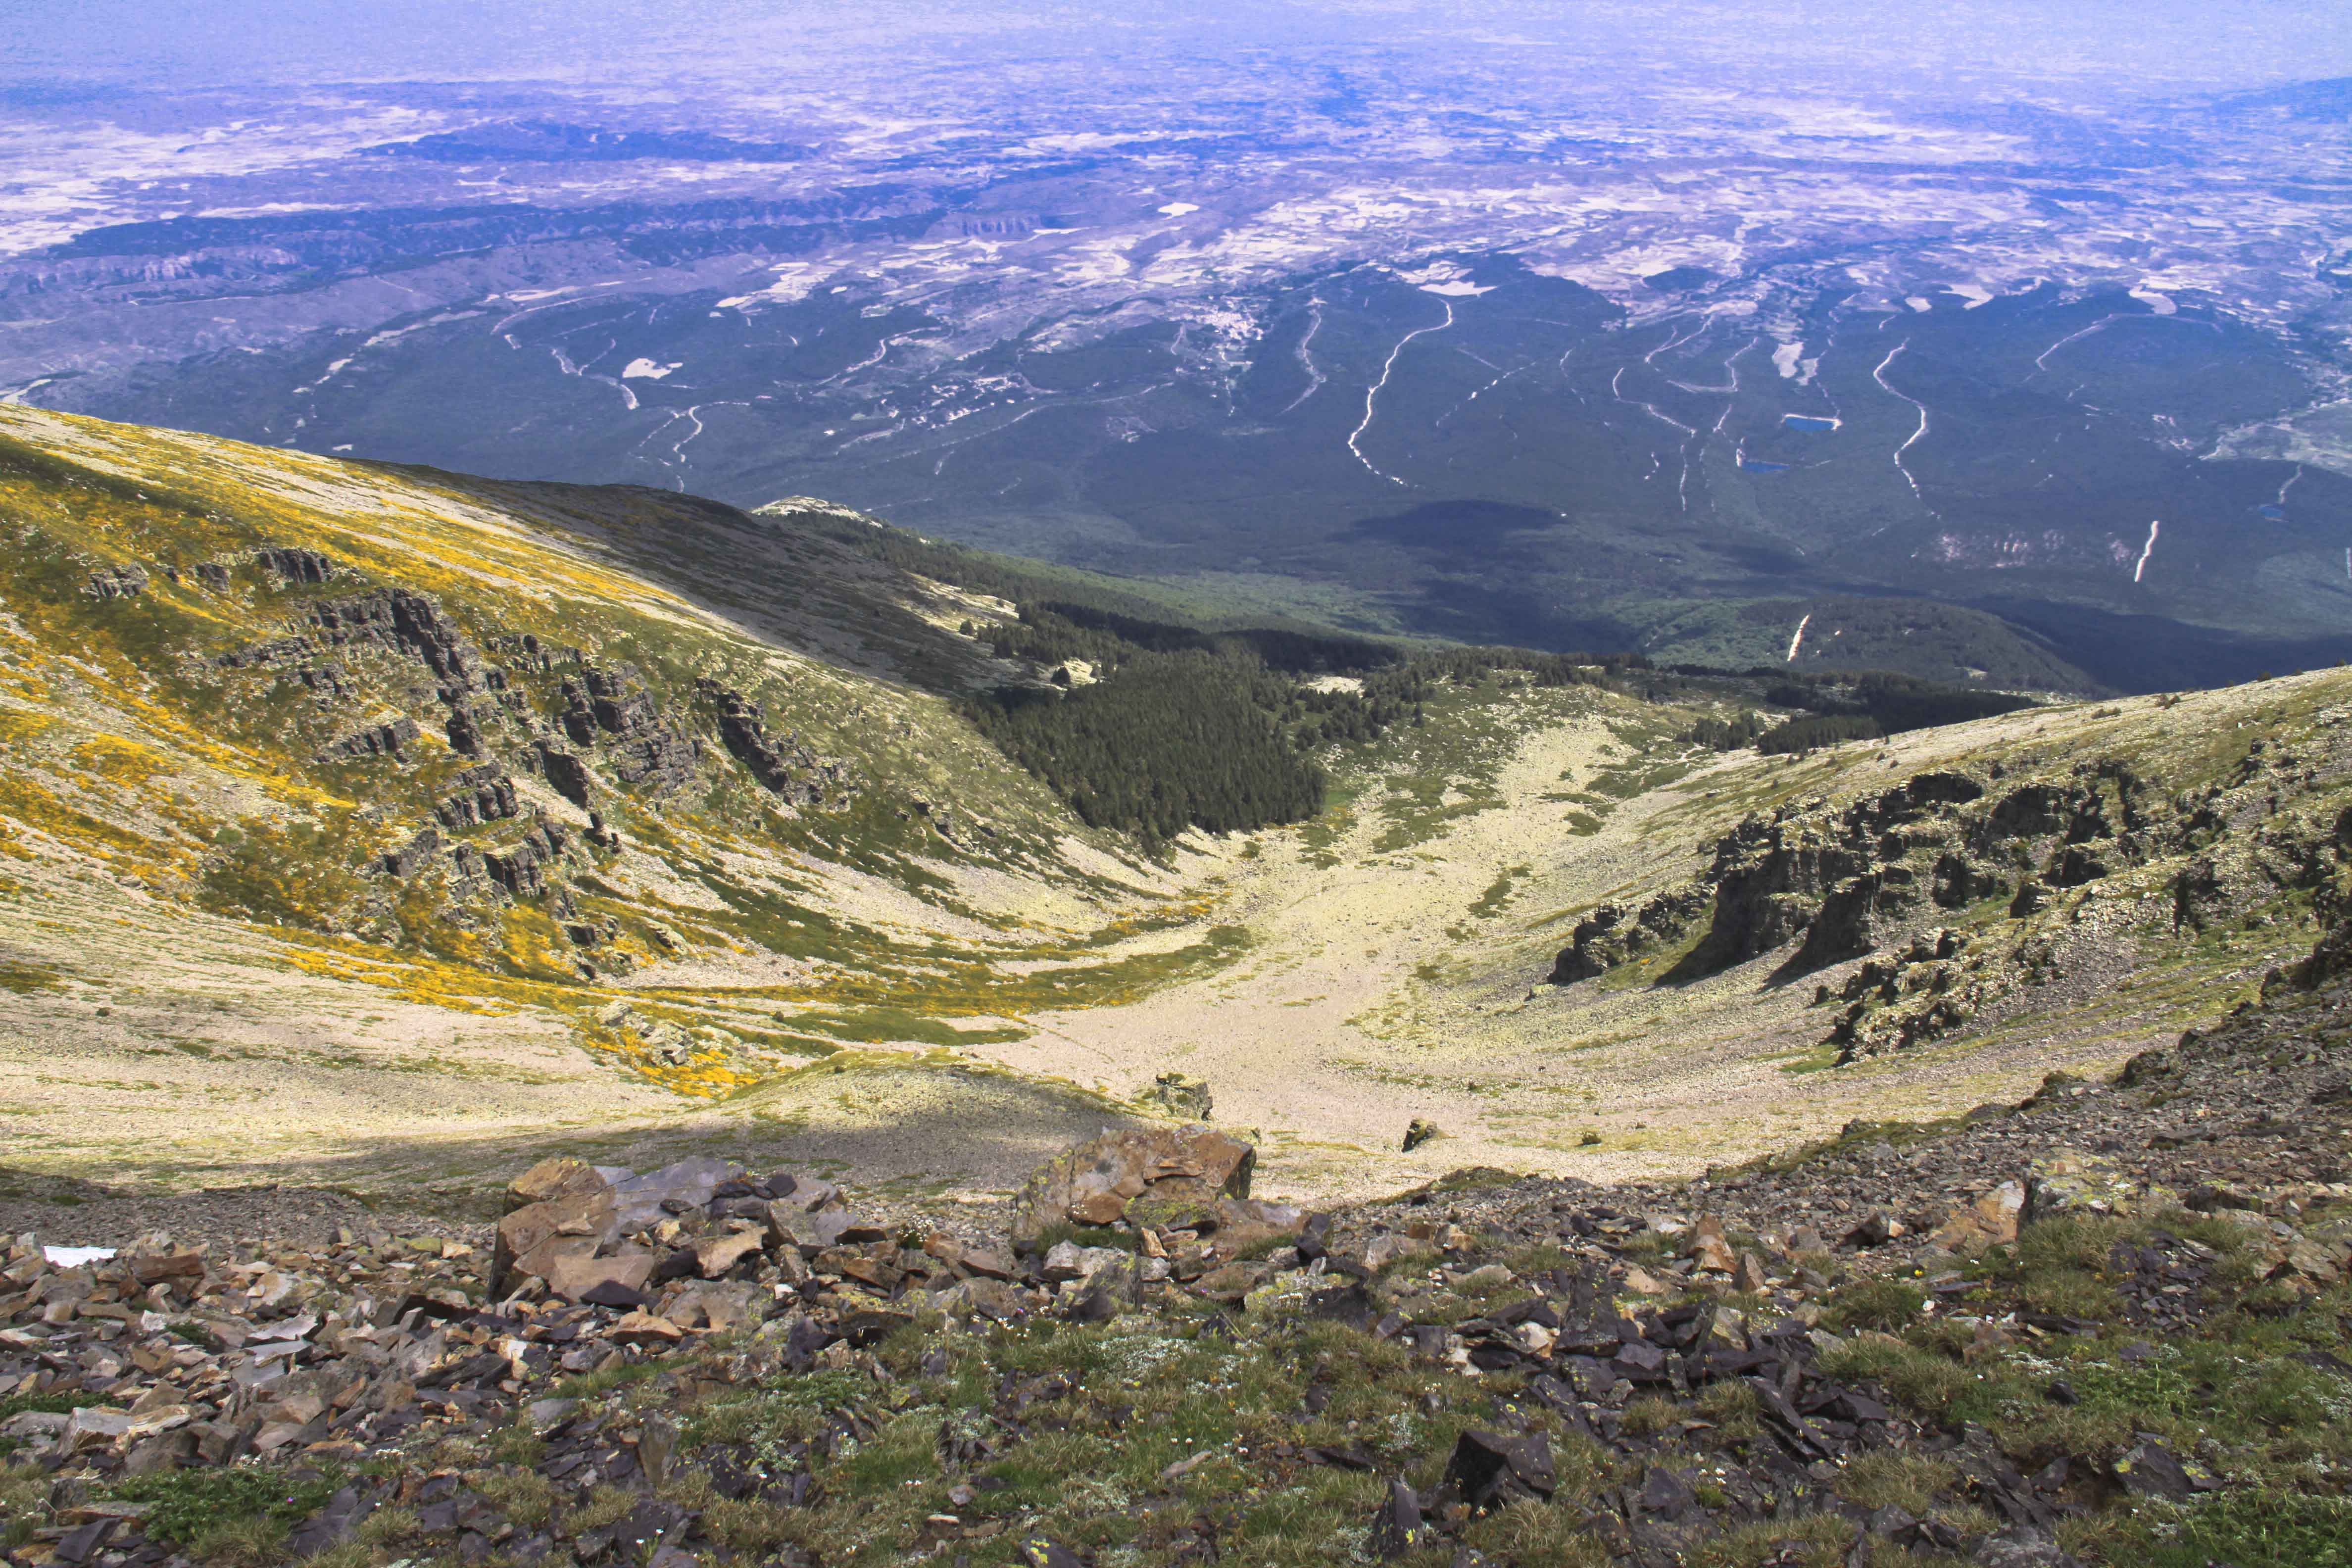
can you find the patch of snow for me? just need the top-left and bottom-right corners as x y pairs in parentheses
(45, 1246), (115, 1267)
(623, 359), (682, 380)
(2130, 286), (2179, 316)
(1156, 202), (1200, 217)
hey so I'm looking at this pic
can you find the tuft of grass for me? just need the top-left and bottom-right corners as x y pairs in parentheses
(0, 1389), (106, 1421)
(109, 1467), (342, 1555)
(471, 1467), (554, 1527)
(1619, 1394), (1683, 1437)
(1829, 1452), (1960, 1518)
(1820, 1277), (1926, 1332)
(1692, 1379), (1762, 1446)
(2108, 1491), (2352, 1568)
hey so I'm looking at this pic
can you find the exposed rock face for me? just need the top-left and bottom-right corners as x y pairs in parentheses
(1551, 742), (2352, 1063)
(481, 817), (573, 898)
(1931, 850), (2009, 908)
(557, 663), (699, 796)
(291, 661), (350, 703)
(434, 764), (519, 829)
(535, 744), (594, 807)
(1790, 870), (1889, 972)
(214, 635), (313, 671)
(1011, 1126), (1261, 1244)
(698, 677), (847, 805)
(1548, 885), (1710, 984)
(300, 589), (488, 696)
(383, 826), (441, 879)
(256, 546), (338, 584)
(324, 715), (420, 760)
(444, 701), (485, 757)
(83, 564), (149, 600)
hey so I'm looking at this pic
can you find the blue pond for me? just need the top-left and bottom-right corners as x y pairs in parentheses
(1781, 414), (1840, 432)
(1739, 458), (1792, 474)
(2257, 503), (2287, 521)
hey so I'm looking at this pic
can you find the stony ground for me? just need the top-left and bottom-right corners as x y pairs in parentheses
(6, 920), (2351, 1568)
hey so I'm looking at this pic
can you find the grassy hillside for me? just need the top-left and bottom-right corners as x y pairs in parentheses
(0, 406), (1287, 1193)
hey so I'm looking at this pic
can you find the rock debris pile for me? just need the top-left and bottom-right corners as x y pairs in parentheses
(5, 937), (2351, 1567)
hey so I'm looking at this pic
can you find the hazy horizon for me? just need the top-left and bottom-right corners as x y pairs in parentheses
(7, 0), (2352, 96)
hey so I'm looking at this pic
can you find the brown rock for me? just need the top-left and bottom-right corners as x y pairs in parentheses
(495, 1187), (621, 1293)
(2280, 1237), (2349, 1284)
(610, 1310), (685, 1346)
(1621, 1267), (1672, 1296)
(937, 1276), (1033, 1322)
(667, 1282), (766, 1331)
(544, 1246), (657, 1304)
(924, 1234), (1018, 1280)
(1931, 1181), (2026, 1253)
(1193, 1263), (1266, 1302)
(1687, 1214), (1737, 1274)
(125, 1248), (206, 1287)
(1012, 1126), (1256, 1244)
(506, 1157), (609, 1215)
(1070, 1191), (1128, 1225)
(692, 1228), (767, 1279)
(1205, 1197), (1306, 1250)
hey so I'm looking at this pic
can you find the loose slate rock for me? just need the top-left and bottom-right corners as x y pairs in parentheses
(1370, 1479), (1426, 1559)
(1445, 1428), (1556, 1509)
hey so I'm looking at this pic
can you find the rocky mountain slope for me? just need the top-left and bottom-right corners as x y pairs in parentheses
(7, 404), (2352, 1227)
(2, 904), (2347, 1568)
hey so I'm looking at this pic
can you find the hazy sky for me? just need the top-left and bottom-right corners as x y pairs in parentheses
(6, 0), (2350, 95)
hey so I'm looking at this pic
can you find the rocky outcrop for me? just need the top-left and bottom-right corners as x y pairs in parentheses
(558, 663), (699, 796)
(1011, 1126), (1269, 1245)
(83, 564), (148, 600)
(382, 826), (441, 879)
(443, 700), (485, 757)
(256, 545), (339, 584)
(300, 589), (488, 696)
(1548, 885), (1709, 984)
(698, 677), (848, 806)
(434, 764), (519, 829)
(481, 817), (574, 899)
(1818, 927), (1987, 1060)
(323, 715), (419, 760)
(1554, 761), (2179, 994)
(1551, 738), (2352, 1072)
(535, 743), (594, 808)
